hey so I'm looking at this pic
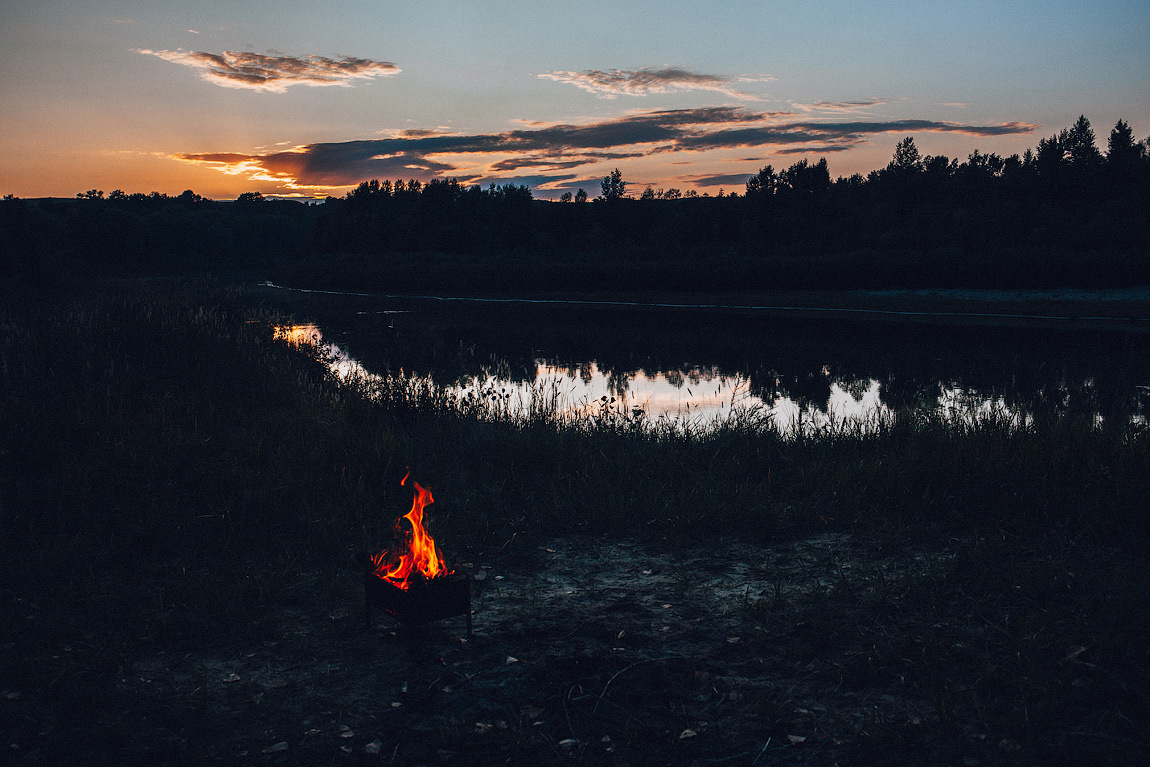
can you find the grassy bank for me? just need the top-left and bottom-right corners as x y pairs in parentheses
(2, 280), (1147, 764)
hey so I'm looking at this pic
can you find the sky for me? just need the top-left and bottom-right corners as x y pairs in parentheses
(1, 1), (1147, 200)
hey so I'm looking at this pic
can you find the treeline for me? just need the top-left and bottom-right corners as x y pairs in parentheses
(3, 116), (1148, 290)
(311, 178), (535, 255)
(302, 115), (1150, 290)
(0, 189), (318, 280)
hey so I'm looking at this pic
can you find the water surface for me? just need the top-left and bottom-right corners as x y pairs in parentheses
(264, 287), (1149, 434)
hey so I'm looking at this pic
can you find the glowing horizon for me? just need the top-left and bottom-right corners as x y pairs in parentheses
(1, 1), (1146, 200)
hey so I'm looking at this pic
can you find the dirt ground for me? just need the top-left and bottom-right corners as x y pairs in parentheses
(90, 533), (1008, 766)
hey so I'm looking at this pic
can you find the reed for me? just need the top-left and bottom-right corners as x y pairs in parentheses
(2, 279), (1147, 764)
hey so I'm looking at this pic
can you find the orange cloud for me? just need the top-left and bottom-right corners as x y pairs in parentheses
(173, 107), (1037, 193)
(138, 49), (400, 92)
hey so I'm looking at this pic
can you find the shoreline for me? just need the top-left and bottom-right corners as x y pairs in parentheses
(249, 280), (1150, 333)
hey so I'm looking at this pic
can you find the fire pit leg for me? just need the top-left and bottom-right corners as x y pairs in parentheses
(364, 570), (373, 631)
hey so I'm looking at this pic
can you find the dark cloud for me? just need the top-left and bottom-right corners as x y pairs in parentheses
(178, 147), (456, 188)
(772, 145), (857, 155)
(467, 174), (580, 190)
(177, 108), (1036, 190)
(681, 173), (755, 187)
(489, 157), (590, 172)
(675, 119), (1036, 152)
(391, 128), (453, 138)
(139, 49), (400, 91)
(489, 150), (647, 172)
(538, 67), (769, 100)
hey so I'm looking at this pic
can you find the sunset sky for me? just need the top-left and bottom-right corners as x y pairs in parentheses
(2, 1), (1147, 200)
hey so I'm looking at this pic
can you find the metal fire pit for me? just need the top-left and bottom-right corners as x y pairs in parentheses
(362, 554), (471, 636)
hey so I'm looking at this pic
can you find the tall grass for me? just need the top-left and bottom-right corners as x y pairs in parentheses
(4, 279), (1147, 586)
(2, 279), (1147, 764)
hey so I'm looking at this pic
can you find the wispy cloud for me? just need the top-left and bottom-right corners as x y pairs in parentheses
(792, 97), (897, 113)
(489, 151), (643, 172)
(772, 145), (857, 155)
(176, 107), (1036, 191)
(672, 119), (1037, 153)
(138, 49), (400, 92)
(680, 172), (755, 188)
(471, 173), (580, 191)
(538, 67), (766, 100)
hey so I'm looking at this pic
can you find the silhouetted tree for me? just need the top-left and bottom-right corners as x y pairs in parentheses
(778, 158), (830, 197)
(1035, 131), (1067, 187)
(1105, 119), (1145, 188)
(1064, 115), (1103, 169)
(878, 137), (925, 199)
(744, 165), (778, 198)
(889, 136), (923, 173)
(25, 114), (1150, 290)
(922, 155), (954, 177)
(600, 168), (626, 201)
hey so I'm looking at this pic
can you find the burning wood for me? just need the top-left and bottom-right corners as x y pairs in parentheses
(369, 473), (450, 589)
(363, 473), (470, 634)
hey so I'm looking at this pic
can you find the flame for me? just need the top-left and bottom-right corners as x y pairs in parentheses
(371, 472), (451, 590)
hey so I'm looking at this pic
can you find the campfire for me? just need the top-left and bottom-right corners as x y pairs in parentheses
(363, 473), (470, 634)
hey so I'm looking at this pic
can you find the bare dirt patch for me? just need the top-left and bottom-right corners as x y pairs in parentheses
(110, 534), (979, 766)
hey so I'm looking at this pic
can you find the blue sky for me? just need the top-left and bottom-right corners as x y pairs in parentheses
(1, 1), (1147, 198)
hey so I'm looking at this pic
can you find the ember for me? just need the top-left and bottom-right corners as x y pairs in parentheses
(364, 473), (470, 633)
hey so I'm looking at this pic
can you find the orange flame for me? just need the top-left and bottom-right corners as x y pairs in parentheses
(371, 472), (451, 590)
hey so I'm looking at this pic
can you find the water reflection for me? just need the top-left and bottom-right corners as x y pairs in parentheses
(275, 323), (369, 380)
(277, 321), (1147, 434)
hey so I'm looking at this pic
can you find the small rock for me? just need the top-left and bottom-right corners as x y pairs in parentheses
(261, 741), (288, 753)
(999, 738), (1022, 753)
